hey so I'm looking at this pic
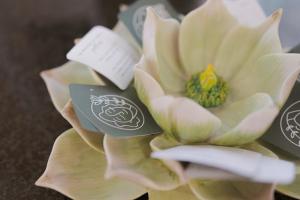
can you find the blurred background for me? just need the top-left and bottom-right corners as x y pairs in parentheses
(0, 0), (297, 199)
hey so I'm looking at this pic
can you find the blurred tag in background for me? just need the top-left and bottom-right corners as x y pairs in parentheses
(258, 0), (300, 50)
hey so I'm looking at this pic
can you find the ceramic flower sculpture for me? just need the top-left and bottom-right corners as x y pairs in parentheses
(36, 0), (300, 199)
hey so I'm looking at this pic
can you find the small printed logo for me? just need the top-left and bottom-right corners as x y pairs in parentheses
(90, 95), (144, 130)
(280, 100), (300, 147)
(132, 4), (170, 39)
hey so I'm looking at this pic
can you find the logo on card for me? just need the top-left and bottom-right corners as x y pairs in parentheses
(132, 4), (170, 39)
(90, 95), (145, 130)
(280, 100), (300, 147)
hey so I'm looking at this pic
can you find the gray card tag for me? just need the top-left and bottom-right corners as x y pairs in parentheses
(69, 84), (162, 137)
(73, 103), (100, 133)
(262, 81), (300, 158)
(118, 0), (180, 45)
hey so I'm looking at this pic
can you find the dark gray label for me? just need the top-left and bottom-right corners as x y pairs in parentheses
(262, 82), (300, 158)
(69, 84), (162, 137)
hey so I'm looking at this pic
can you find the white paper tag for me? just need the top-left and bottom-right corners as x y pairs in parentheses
(67, 26), (140, 90)
(152, 145), (295, 184)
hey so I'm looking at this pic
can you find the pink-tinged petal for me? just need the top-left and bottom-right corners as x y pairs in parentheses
(104, 135), (181, 191)
(171, 98), (221, 143)
(149, 95), (175, 134)
(134, 59), (164, 106)
(143, 8), (185, 93)
(36, 129), (146, 200)
(149, 96), (221, 144)
(231, 53), (300, 107)
(210, 93), (279, 145)
(215, 9), (282, 81)
(61, 101), (103, 153)
(40, 61), (104, 112)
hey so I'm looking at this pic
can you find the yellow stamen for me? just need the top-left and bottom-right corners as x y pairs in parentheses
(200, 64), (218, 91)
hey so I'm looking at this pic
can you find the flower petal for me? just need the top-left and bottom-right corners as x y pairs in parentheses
(149, 95), (175, 134)
(143, 7), (160, 79)
(61, 101), (103, 153)
(262, 143), (300, 199)
(149, 97), (221, 143)
(134, 60), (164, 106)
(36, 129), (146, 200)
(210, 93), (279, 146)
(150, 134), (186, 183)
(40, 61), (104, 112)
(215, 9), (282, 81)
(231, 53), (300, 107)
(179, 0), (238, 76)
(188, 143), (276, 200)
(148, 186), (198, 200)
(150, 134), (181, 151)
(104, 135), (181, 191)
(189, 180), (274, 200)
(171, 98), (221, 143)
(143, 8), (185, 93)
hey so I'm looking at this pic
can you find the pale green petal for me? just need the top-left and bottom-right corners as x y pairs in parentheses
(150, 134), (186, 183)
(210, 93), (279, 146)
(231, 53), (300, 107)
(104, 135), (181, 191)
(149, 95), (175, 133)
(150, 97), (221, 144)
(134, 65), (164, 106)
(262, 143), (300, 199)
(148, 186), (198, 200)
(144, 8), (186, 93)
(143, 6), (160, 80)
(171, 98), (221, 143)
(229, 10), (282, 84)
(189, 180), (274, 200)
(179, 0), (238, 76)
(40, 61), (104, 112)
(150, 134), (181, 151)
(35, 129), (146, 200)
(188, 143), (276, 200)
(215, 10), (282, 81)
(61, 101), (103, 153)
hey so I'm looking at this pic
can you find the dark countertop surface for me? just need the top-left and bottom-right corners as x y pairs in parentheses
(0, 0), (295, 199)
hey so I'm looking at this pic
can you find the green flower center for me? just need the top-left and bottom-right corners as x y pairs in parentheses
(185, 64), (229, 108)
